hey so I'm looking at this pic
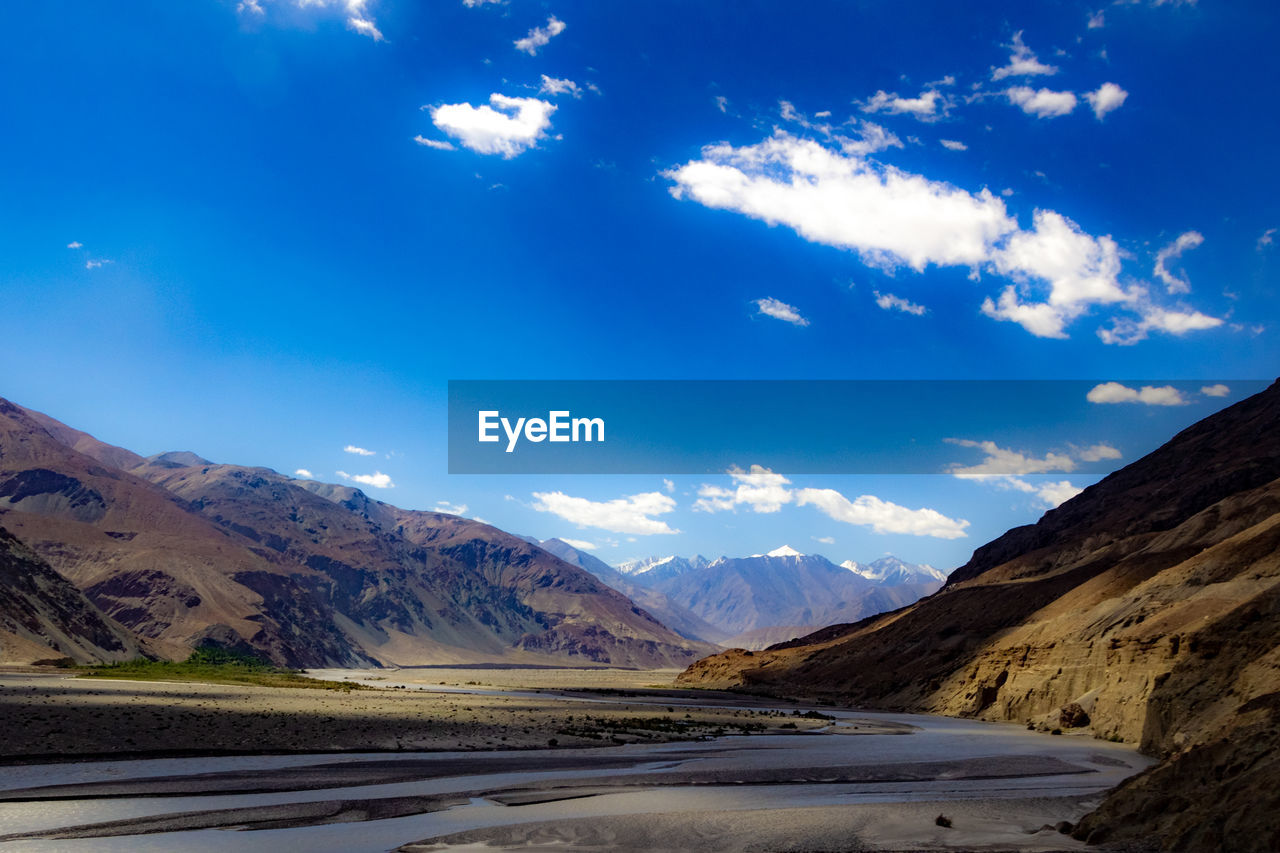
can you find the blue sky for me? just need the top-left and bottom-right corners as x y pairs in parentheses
(1, 0), (1275, 570)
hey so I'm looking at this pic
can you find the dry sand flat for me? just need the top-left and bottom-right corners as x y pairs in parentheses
(0, 669), (804, 759)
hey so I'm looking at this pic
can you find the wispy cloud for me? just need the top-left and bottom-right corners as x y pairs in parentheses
(991, 31), (1058, 80)
(874, 291), (927, 315)
(1258, 228), (1276, 250)
(694, 465), (969, 539)
(860, 88), (949, 122)
(336, 470), (395, 488)
(558, 537), (597, 551)
(85, 259), (112, 269)
(294, 468), (314, 479)
(532, 490), (679, 535)
(539, 75), (581, 98)
(414, 135), (456, 151)
(432, 500), (468, 515)
(66, 241), (83, 249)
(754, 297), (810, 326)
(1086, 381), (1188, 406)
(428, 94), (556, 157)
(514, 15), (565, 56)
(939, 139), (968, 151)
(1153, 231), (1204, 294)
(344, 445), (376, 456)
(795, 488), (970, 538)
(946, 439), (1077, 477)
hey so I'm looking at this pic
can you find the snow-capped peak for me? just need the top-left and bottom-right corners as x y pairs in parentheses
(766, 545), (804, 557)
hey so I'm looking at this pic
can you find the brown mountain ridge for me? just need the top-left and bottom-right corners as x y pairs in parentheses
(0, 397), (711, 669)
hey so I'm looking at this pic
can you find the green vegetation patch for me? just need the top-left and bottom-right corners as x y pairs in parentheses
(77, 648), (363, 691)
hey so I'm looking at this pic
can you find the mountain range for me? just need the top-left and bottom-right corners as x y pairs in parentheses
(0, 397), (711, 669)
(566, 544), (945, 650)
(680, 378), (1280, 852)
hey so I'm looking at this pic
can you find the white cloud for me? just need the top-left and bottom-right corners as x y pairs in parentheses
(694, 465), (794, 513)
(537, 75), (583, 98)
(1259, 228), (1277, 250)
(85, 259), (112, 269)
(558, 537), (597, 551)
(1153, 231), (1203, 294)
(294, 468), (314, 479)
(1086, 382), (1189, 406)
(414, 135), (456, 151)
(1076, 443), (1122, 462)
(666, 132), (1015, 273)
(874, 291), (927, 315)
(813, 535), (836, 545)
(238, 0), (265, 14)
(861, 88), (948, 121)
(663, 478), (676, 494)
(667, 131), (1219, 343)
(1097, 300), (1223, 344)
(432, 501), (468, 515)
(985, 209), (1131, 338)
(539, 75), (581, 98)
(66, 241), (83, 249)
(1201, 383), (1230, 397)
(940, 139), (968, 151)
(1006, 86), (1077, 118)
(714, 95), (729, 113)
(693, 464), (967, 538)
(795, 488), (969, 539)
(754, 296), (810, 326)
(946, 438), (1077, 477)
(1088, 10), (1106, 28)
(514, 15), (565, 55)
(346, 15), (382, 40)
(531, 490), (679, 535)
(344, 445), (376, 456)
(463, 0), (502, 6)
(1086, 82), (1128, 119)
(430, 94), (556, 158)
(336, 470), (395, 488)
(991, 31), (1059, 80)
(995, 476), (1084, 508)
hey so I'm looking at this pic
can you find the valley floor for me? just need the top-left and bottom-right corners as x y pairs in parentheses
(0, 668), (1154, 852)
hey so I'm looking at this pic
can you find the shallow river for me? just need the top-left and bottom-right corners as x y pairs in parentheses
(0, 677), (1153, 852)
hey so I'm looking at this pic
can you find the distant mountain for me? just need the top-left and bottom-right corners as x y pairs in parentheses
(615, 554), (711, 584)
(620, 546), (941, 649)
(533, 539), (731, 645)
(679, 379), (1280, 853)
(841, 556), (948, 586)
(0, 398), (712, 669)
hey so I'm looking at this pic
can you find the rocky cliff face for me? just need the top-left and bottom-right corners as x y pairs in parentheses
(0, 526), (142, 664)
(678, 379), (1280, 852)
(0, 398), (711, 669)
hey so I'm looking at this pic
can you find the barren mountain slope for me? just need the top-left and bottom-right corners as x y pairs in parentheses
(0, 525), (142, 664)
(1, 397), (708, 668)
(678, 379), (1280, 852)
